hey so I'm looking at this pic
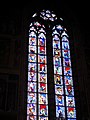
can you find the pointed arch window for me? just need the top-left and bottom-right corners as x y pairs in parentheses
(27, 10), (77, 120)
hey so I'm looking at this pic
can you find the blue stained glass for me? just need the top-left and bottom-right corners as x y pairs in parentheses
(62, 50), (70, 58)
(27, 11), (77, 119)
(38, 33), (46, 46)
(27, 103), (37, 115)
(56, 95), (64, 106)
(53, 34), (60, 40)
(63, 58), (71, 67)
(54, 57), (61, 67)
(56, 106), (65, 118)
(61, 31), (69, 37)
(55, 85), (64, 95)
(52, 30), (60, 35)
(27, 92), (36, 103)
(62, 42), (70, 50)
(39, 116), (48, 120)
(28, 54), (36, 62)
(53, 40), (60, 49)
(28, 72), (36, 82)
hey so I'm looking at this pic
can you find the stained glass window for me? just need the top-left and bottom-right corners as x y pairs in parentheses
(27, 10), (77, 120)
(52, 25), (76, 119)
(27, 22), (48, 120)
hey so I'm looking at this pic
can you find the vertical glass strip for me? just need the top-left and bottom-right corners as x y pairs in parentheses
(52, 27), (66, 120)
(61, 30), (76, 119)
(38, 27), (48, 120)
(27, 28), (37, 120)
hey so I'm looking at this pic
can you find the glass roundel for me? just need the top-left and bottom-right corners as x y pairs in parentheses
(40, 10), (57, 21)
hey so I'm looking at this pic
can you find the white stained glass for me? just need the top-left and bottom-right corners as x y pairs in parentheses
(56, 106), (65, 118)
(46, 10), (51, 14)
(28, 54), (36, 63)
(56, 25), (63, 31)
(38, 73), (47, 83)
(54, 57), (61, 67)
(28, 72), (37, 82)
(49, 17), (54, 21)
(55, 85), (64, 95)
(28, 82), (36, 92)
(27, 115), (36, 120)
(66, 96), (75, 107)
(39, 93), (48, 104)
(61, 31), (69, 37)
(28, 63), (36, 72)
(46, 13), (51, 18)
(52, 30), (60, 36)
(53, 34), (60, 41)
(62, 36), (69, 42)
(27, 103), (37, 115)
(32, 13), (37, 17)
(38, 28), (46, 34)
(29, 46), (36, 54)
(27, 92), (37, 103)
(54, 66), (62, 75)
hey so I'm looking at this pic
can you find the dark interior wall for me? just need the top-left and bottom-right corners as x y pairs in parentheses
(0, 1), (90, 120)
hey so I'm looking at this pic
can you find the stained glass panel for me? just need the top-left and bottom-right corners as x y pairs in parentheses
(27, 22), (48, 120)
(52, 25), (76, 119)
